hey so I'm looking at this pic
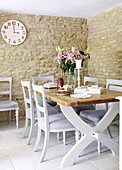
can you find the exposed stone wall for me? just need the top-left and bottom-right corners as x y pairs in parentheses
(0, 13), (87, 121)
(87, 5), (122, 87)
(0, 4), (122, 122)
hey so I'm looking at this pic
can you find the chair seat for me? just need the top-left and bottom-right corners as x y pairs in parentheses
(38, 113), (74, 131)
(0, 100), (18, 110)
(73, 104), (95, 115)
(80, 110), (106, 124)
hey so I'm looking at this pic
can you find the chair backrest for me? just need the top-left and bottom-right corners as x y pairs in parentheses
(106, 79), (122, 92)
(0, 77), (12, 100)
(21, 80), (34, 114)
(32, 84), (49, 129)
(84, 77), (100, 86)
(32, 76), (54, 85)
(106, 79), (122, 111)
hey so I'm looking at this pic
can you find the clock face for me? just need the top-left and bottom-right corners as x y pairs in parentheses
(1, 20), (27, 45)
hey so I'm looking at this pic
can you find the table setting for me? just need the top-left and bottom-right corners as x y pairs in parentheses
(44, 77), (103, 99)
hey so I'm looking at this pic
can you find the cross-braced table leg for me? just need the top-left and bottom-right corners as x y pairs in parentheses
(60, 102), (119, 168)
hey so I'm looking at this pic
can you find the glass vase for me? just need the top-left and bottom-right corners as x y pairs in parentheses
(67, 69), (76, 88)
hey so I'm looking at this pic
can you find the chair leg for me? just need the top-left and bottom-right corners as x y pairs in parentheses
(97, 127), (112, 154)
(57, 132), (60, 141)
(33, 126), (42, 152)
(106, 127), (112, 139)
(15, 108), (19, 128)
(75, 130), (80, 142)
(9, 111), (11, 122)
(97, 141), (101, 154)
(63, 131), (66, 145)
(39, 129), (49, 162)
(23, 117), (29, 138)
(26, 119), (35, 145)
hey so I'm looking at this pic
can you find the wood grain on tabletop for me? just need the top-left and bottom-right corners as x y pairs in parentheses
(44, 89), (122, 107)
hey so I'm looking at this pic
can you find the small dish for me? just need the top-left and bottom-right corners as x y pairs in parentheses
(55, 93), (70, 96)
(55, 90), (71, 96)
(44, 83), (57, 89)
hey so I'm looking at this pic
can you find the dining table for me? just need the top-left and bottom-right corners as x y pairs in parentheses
(44, 88), (122, 168)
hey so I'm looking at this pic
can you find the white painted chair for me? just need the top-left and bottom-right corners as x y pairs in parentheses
(73, 77), (100, 114)
(84, 76), (100, 86)
(84, 76), (100, 109)
(80, 78), (122, 153)
(32, 76), (60, 141)
(106, 79), (122, 126)
(0, 77), (19, 128)
(21, 80), (37, 145)
(106, 79), (122, 92)
(32, 76), (54, 84)
(32, 84), (76, 162)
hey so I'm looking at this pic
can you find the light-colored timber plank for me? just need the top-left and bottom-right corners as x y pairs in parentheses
(44, 89), (122, 106)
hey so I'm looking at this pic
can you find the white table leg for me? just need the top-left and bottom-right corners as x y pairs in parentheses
(61, 135), (94, 168)
(60, 102), (119, 168)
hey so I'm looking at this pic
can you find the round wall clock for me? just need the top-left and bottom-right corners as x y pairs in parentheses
(1, 20), (27, 45)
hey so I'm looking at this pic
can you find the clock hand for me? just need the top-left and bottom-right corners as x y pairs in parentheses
(13, 25), (19, 34)
(13, 25), (15, 33)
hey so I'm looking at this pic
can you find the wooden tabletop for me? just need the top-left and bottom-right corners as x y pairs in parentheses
(45, 89), (122, 106)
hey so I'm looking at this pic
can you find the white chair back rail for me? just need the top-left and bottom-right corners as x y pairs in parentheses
(84, 77), (100, 86)
(0, 77), (12, 100)
(84, 77), (100, 109)
(32, 84), (49, 123)
(32, 76), (57, 107)
(106, 79), (122, 110)
(32, 76), (54, 84)
(106, 79), (122, 92)
(21, 80), (33, 113)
